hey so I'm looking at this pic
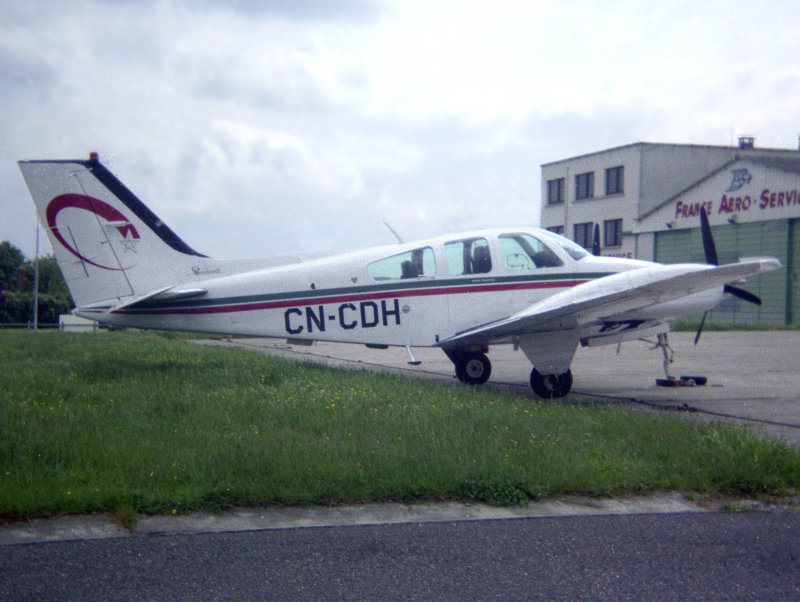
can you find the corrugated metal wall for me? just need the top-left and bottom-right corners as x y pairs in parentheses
(790, 219), (800, 324)
(654, 219), (796, 325)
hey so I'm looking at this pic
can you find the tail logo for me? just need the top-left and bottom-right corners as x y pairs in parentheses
(46, 194), (140, 271)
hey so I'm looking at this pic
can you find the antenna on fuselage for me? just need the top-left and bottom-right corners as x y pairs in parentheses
(383, 220), (405, 244)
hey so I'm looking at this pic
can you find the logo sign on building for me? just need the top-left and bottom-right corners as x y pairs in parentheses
(725, 169), (751, 192)
(674, 166), (800, 222)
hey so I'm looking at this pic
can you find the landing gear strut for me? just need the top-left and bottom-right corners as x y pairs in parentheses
(651, 333), (707, 387)
(654, 332), (675, 381)
(530, 368), (573, 398)
(448, 349), (492, 385)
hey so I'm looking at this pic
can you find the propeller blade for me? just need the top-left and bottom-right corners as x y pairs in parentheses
(700, 208), (718, 266)
(592, 223), (601, 256)
(724, 284), (762, 305)
(694, 310), (708, 345)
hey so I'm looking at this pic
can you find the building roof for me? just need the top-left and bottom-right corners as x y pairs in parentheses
(540, 140), (800, 168)
(747, 156), (800, 175)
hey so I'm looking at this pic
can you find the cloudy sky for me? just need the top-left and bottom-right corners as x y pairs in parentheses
(2, 0), (799, 259)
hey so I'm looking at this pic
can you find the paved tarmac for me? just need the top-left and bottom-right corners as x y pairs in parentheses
(209, 330), (800, 446)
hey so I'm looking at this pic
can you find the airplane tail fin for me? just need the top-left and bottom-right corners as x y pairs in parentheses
(18, 154), (210, 308)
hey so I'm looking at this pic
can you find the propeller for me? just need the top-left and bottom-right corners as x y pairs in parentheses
(699, 207), (718, 266)
(693, 310), (708, 345)
(592, 223), (601, 256)
(694, 208), (761, 344)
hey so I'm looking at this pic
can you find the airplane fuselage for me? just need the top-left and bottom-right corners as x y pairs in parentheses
(77, 227), (714, 349)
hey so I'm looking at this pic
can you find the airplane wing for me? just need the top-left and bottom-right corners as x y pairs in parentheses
(439, 258), (781, 351)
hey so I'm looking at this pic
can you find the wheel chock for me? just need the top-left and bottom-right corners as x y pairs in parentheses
(656, 375), (707, 387)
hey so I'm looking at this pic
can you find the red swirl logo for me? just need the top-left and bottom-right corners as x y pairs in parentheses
(46, 194), (140, 271)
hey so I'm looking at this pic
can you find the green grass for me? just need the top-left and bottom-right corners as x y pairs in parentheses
(1, 330), (799, 521)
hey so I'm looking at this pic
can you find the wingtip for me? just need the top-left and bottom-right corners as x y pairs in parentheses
(737, 257), (782, 273)
(757, 258), (782, 272)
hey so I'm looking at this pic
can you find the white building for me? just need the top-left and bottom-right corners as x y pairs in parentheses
(540, 138), (800, 325)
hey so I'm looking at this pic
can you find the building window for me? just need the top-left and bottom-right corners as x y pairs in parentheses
(603, 218), (623, 247)
(575, 172), (594, 200)
(605, 166), (624, 195)
(573, 222), (593, 249)
(547, 178), (565, 205)
(546, 225), (564, 235)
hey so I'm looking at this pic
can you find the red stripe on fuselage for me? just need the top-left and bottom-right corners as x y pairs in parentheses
(111, 278), (589, 316)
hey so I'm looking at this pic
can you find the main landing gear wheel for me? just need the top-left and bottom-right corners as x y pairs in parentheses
(530, 368), (572, 399)
(455, 351), (492, 385)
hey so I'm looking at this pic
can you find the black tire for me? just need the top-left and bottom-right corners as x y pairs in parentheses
(456, 351), (492, 385)
(530, 368), (572, 398)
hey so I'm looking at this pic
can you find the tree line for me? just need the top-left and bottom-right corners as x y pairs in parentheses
(0, 241), (74, 326)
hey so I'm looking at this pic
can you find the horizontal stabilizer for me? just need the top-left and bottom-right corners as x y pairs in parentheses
(78, 286), (208, 316)
(115, 286), (208, 311)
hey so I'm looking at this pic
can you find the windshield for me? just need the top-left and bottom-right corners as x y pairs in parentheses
(499, 233), (563, 269)
(537, 228), (589, 261)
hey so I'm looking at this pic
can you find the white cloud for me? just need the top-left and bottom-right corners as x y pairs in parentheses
(2, 0), (800, 259)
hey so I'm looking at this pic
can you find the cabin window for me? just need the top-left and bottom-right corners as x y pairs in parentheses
(367, 247), (435, 280)
(444, 237), (492, 275)
(499, 233), (563, 270)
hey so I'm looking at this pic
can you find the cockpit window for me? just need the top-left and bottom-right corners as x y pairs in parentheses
(499, 233), (563, 270)
(538, 229), (589, 260)
(368, 247), (435, 280)
(444, 237), (492, 275)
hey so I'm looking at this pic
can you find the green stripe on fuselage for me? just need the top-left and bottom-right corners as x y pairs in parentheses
(132, 272), (613, 311)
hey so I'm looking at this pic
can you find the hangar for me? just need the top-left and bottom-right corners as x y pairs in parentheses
(540, 138), (800, 326)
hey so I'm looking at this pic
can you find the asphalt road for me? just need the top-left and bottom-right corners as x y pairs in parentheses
(3, 512), (799, 600)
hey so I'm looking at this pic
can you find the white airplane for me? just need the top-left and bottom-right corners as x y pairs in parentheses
(18, 154), (781, 398)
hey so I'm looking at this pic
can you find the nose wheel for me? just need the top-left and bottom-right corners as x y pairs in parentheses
(650, 332), (708, 388)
